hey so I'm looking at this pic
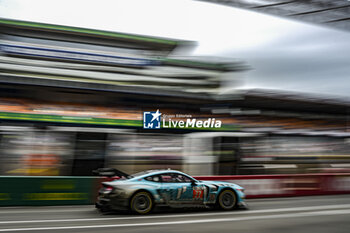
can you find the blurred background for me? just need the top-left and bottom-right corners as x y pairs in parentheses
(0, 0), (350, 206)
(0, 0), (350, 179)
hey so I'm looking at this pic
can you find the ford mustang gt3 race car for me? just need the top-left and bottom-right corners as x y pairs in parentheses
(95, 169), (246, 214)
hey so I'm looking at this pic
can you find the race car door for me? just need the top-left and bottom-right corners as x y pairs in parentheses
(159, 173), (205, 206)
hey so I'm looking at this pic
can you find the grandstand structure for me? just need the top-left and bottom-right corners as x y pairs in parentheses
(0, 18), (246, 98)
(0, 17), (349, 133)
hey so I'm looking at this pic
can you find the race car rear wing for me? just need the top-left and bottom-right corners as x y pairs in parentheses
(92, 167), (129, 178)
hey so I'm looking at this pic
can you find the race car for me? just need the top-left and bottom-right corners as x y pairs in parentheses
(95, 168), (246, 214)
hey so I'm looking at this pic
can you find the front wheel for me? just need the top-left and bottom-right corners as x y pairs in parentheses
(217, 189), (237, 210)
(130, 191), (153, 214)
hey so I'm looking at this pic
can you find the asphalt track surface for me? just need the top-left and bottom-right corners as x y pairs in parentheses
(0, 195), (350, 233)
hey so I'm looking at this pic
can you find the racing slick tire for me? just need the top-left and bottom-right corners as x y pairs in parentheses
(130, 191), (153, 214)
(217, 189), (237, 210)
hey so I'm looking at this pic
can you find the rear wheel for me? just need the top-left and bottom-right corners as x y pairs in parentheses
(130, 191), (153, 214)
(217, 189), (237, 210)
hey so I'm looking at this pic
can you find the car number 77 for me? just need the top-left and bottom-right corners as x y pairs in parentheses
(193, 189), (203, 199)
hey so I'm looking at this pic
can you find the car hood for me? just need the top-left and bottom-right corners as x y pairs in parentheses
(199, 180), (243, 190)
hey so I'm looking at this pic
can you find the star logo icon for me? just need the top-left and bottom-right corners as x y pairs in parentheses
(150, 109), (161, 122)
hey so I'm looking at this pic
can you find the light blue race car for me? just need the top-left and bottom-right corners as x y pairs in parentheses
(95, 169), (246, 214)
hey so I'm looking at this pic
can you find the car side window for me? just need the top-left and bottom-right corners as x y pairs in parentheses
(145, 175), (160, 182)
(159, 173), (192, 183)
(173, 174), (192, 183)
(160, 174), (174, 183)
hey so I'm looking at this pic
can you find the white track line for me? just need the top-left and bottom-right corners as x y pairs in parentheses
(0, 209), (350, 232)
(0, 204), (350, 225)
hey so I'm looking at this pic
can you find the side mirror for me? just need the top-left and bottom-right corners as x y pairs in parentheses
(191, 180), (197, 186)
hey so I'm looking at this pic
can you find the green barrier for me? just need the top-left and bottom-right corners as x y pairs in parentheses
(0, 176), (102, 206)
(0, 112), (142, 127)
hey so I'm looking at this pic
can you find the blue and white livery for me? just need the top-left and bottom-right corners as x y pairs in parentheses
(96, 169), (246, 214)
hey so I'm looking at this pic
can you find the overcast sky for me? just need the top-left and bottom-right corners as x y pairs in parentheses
(1, 0), (350, 97)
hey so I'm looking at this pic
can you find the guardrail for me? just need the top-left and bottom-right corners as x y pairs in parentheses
(0, 173), (350, 206)
(195, 173), (350, 198)
(0, 176), (103, 206)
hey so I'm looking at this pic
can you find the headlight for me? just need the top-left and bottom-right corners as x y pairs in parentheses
(237, 188), (244, 193)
